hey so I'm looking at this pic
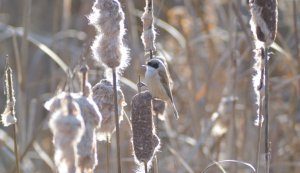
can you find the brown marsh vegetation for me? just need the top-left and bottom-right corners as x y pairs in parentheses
(0, 0), (300, 173)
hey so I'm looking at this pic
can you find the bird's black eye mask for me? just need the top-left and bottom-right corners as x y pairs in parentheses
(147, 61), (159, 69)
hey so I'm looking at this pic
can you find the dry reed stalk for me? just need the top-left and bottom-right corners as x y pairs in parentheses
(131, 91), (160, 172)
(1, 58), (20, 173)
(89, 1), (131, 172)
(249, 1), (278, 173)
(293, 0), (299, 66)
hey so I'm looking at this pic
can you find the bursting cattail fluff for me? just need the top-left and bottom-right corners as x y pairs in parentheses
(131, 91), (160, 168)
(89, 0), (130, 74)
(45, 92), (102, 172)
(252, 48), (265, 126)
(48, 95), (85, 173)
(249, 0), (278, 46)
(141, 0), (156, 52)
(92, 79), (126, 141)
(1, 66), (17, 126)
(249, 0), (277, 125)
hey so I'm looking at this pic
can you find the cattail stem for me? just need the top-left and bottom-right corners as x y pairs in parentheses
(112, 68), (121, 173)
(264, 46), (270, 173)
(144, 161), (148, 173)
(80, 64), (88, 96)
(13, 124), (20, 173)
(106, 135), (110, 173)
(82, 72), (86, 94)
(293, 0), (299, 67)
(255, 94), (263, 173)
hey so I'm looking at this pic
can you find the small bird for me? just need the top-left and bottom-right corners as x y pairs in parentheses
(143, 58), (179, 119)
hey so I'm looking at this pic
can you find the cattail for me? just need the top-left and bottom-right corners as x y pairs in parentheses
(45, 92), (102, 172)
(89, 1), (130, 172)
(1, 65), (17, 127)
(249, 0), (278, 46)
(89, 0), (129, 74)
(141, 0), (156, 52)
(249, 1), (278, 172)
(48, 95), (85, 173)
(131, 91), (160, 169)
(92, 79), (126, 141)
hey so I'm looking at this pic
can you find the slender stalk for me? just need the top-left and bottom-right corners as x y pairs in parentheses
(150, 49), (153, 59)
(255, 94), (263, 173)
(106, 135), (110, 173)
(293, 0), (299, 66)
(154, 156), (158, 173)
(144, 161), (148, 173)
(112, 68), (121, 173)
(6, 62), (20, 173)
(13, 124), (20, 173)
(264, 46), (270, 173)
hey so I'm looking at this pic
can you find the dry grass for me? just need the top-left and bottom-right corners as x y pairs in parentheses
(0, 0), (300, 173)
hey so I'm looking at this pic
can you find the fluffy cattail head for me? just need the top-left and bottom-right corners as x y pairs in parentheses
(45, 92), (102, 172)
(92, 79), (126, 141)
(90, 0), (129, 73)
(131, 91), (160, 166)
(48, 95), (85, 173)
(1, 65), (17, 127)
(249, 0), (278, 46)
(141, 0), (156, 52)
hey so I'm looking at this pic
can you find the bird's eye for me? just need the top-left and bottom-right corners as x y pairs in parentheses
(152, 63), (159, 69)
(147, 61), (159, 69)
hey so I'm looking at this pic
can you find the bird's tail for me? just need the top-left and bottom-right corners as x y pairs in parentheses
(172, 102), (179, 119)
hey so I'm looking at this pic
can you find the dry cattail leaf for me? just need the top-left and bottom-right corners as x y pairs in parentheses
(131, 91), (160, 166)
(141, 0), (156, 52)
(1, 65), (17, 127)
(249, 0), (278, 46)
(45, 92), (102, 172)
(89, 0), (129, 73)
(92, 79), (126, 141)
(48, 95), (85, 173)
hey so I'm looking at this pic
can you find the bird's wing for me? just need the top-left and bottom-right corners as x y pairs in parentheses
(158, 69), (173, 103)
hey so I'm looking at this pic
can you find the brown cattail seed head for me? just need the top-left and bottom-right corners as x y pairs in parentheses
(131, 91), (160, 165)
(48, 96), (85, 173)
(92, 79), (126, 141)
(1, 66), (17, 127)
(141, 0), (156, 52)
(249, 0), (278, 46)
(89, 0), (130, 73)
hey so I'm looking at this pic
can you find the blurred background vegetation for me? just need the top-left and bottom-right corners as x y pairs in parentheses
(0, 0), (300, 172)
